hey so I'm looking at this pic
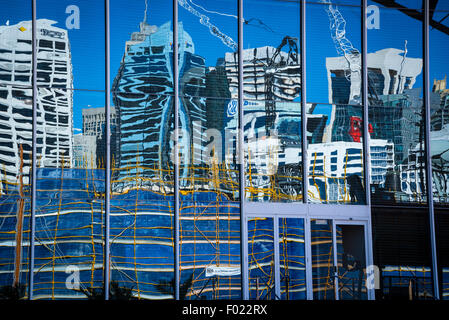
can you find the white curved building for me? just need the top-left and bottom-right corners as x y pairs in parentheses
(0, 19), (73, 188)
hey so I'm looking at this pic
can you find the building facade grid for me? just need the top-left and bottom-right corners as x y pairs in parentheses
(0, 0), (446, 300)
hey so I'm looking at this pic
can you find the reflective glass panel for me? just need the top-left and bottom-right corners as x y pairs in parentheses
(248, 217), (275, 300)
(0, 0), (32, 299)
(34, 90), (105, 299)
(279, 217), (306, 300)
(307, 3), (362, 105)
(368, 3), (426, 205)
(110, 0), (174, 299)
(336, 224), (367, 300)
(243, 0), (302, 202)
(307, 3), (365, 204)
(33, 0), (107, 299)
(372, 207), (434, 300)
(178, 0), (241, 299)
(430, 7), (449, 205)
(311, 219), (335, 300)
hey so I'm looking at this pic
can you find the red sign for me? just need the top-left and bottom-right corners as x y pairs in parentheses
(348, 116), (373, 142)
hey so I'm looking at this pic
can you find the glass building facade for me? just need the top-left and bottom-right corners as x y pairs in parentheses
(0, 0), (447, 300)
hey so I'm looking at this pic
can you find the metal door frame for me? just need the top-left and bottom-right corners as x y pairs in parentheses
(245, 204), (374, 300)
(332, 219), (374, 300)
(246, 213), (310, 300)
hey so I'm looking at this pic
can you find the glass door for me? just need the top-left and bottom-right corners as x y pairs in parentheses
(311, 219), (369, 300)
(248, 217), (276, 300)
(311, 219), (336, 300)
(335, 222), (368, 300)
(247, 217), (370, 300)
(278, 218), (307, 300)
(247, 216), (307, 300)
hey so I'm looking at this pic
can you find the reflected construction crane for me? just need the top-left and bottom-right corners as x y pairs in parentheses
(320, 0), (380, 105)
(321, 0), (361, 83)
(178, 0), (299, 135)
(177, 0), (237, 51)
(251, 36), (299, 135)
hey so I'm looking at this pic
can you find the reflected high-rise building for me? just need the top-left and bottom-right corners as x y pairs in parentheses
(430, 76), (449, 202)
(309, 48), (424, 202)
(431, 76), (449, 131)
(225, 45), (301, 101)
(112, 20), (206, 190)
(327, 51), (422, 150)
(204, 58), (231, 162)
(223, 45), (301, 153)
(0, 19), (73, 188)
(79, 106), (118, 169)
(222, 44), (302, 199)
(326, 48), (423, 146)
(327, 48), (422, 105)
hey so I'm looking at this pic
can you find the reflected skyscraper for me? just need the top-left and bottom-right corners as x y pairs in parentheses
(324, 48), (425, 200)
(223, 44), (302, 199)
(430, 76), (449, 202)
(77, 106), (118, 169)
(326, 48), (422, 145)
(0, 19), (73, 188)
(225, 44), (301, 134)
(112, 19), (206, 190)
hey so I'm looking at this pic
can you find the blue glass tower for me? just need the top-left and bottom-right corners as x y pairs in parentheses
(112, 21), (206, 190)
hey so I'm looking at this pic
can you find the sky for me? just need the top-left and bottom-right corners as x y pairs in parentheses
(1, 0), (449, 130)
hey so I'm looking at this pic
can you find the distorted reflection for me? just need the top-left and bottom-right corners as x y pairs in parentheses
(0, 0), (447, 301)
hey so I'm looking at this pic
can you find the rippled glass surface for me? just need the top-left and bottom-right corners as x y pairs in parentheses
(279, 218), (306, 300)
(0, 0), (447, 302)
(368, 3), (426, 205)
(242, 0), (302, 203)
(306, 3), (365, 204)
(248, 217), (275, 300)
(178, 0), (241, 299)
(0, 0), (32, 299)
(109, 0), (175, 299)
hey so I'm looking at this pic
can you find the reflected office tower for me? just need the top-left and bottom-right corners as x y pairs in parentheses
(225, 45), (301, 103)
(306, 139), (394, 203)
(224, 47), (301, 160)
(326, 48), (422, 160)
(327, 48), (422, 107)
(326, 48), (425, 200)
(204, 58), (231, 164)
(223, 45), (302, 199)
(78, 106), (118, 169)
(431, 76), (449, 130)
(430, 76), (449, 202)
(112, 20), (206, 190)
(0, 19), (73, 188)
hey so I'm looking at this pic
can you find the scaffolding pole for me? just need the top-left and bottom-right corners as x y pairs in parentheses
(28, 0), (37, 300)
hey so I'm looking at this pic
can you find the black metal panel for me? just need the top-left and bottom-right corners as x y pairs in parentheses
(436, 209), (449, 266)
(372, 206), (432, 267)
